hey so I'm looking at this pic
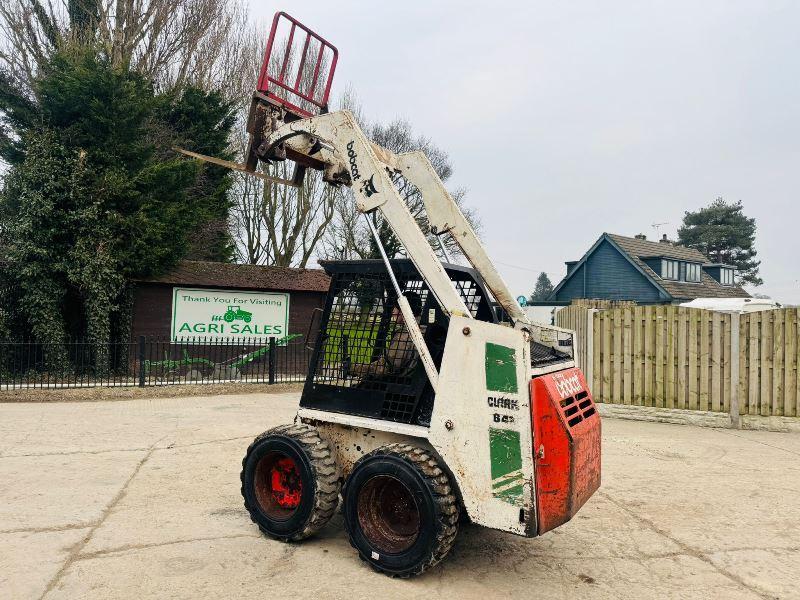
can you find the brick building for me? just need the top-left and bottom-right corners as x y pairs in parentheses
(131, 260), (330, 342)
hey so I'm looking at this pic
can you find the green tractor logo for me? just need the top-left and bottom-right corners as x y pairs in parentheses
(223, 305), (252, 323)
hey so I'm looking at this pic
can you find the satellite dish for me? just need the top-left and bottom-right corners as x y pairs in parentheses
(517, 295), (528, 307)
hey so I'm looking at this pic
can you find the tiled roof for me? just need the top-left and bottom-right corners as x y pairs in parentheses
(608, 234), (749, 300)
(137, 260), (330, 293)
(608, 234), (708, 262)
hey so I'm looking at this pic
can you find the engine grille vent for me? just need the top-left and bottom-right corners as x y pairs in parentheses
(558, 390), (596, 428)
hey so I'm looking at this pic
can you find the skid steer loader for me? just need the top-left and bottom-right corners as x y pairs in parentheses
(184, 11), (601, 577)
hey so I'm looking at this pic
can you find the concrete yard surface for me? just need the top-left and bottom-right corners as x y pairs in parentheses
(1, 392), (799, 599)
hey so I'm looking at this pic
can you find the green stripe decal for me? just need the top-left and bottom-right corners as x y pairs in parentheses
(489, 428), (524, 507)
(492, 471), (523, 489)
(485, 343), (518, 393)
(495, 484), (525, 505)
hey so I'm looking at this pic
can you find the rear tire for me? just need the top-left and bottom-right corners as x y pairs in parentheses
(241, 424), (340, 541)
(342, 443), (459, 577)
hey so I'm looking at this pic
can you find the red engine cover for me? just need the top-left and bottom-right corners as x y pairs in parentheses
(531, 367), (601, 535)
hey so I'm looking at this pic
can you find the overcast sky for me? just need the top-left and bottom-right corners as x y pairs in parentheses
(251, 1), (799, 303)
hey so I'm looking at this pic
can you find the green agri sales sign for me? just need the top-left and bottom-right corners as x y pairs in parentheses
(171, 288), (290, 344)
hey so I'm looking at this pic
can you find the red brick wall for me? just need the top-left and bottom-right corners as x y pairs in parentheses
(130, 282), (327, 343)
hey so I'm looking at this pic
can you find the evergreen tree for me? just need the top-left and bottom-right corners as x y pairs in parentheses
(677, 198), (762, 286)
(1, 130), (74, 367)
(0, 48), (235, 367)
(530, 272), (554, 302)
(154, 86), (236, 261)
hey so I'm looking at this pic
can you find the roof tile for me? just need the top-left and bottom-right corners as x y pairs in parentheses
(137, 260), (330, 293)
(608, 233), (708, 262)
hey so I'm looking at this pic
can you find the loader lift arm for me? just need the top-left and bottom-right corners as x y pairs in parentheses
(253, 108), (548, 383)
(259, 111), (537, 320)
(376, 149), (531, 326)
(180, 9), (531, 333)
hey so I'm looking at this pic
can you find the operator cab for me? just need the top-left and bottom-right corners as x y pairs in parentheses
(301, 259), (570, 427)
(301, 259), (490, 426)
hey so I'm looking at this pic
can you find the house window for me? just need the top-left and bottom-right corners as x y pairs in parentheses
(720, 268), (735, 286)
(685, 263), (701, 283)
(661, 259), (679, 280)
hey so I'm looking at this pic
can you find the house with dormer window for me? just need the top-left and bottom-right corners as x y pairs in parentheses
(549, 233), (749, 304)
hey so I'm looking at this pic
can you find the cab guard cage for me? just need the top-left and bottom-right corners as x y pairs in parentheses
(301, 260), (499, 426)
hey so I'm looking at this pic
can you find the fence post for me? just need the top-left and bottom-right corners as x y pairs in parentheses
(137, 336), (146, 388)
(586, 309), (597, 389)
(268, 336), (276, 384)
(730, 313), (741, 429)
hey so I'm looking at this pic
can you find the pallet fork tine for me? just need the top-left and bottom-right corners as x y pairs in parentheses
(172, 147), (302, 188)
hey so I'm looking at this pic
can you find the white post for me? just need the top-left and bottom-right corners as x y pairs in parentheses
(729, 313), (741, 429)
(586, 309), (597, 387)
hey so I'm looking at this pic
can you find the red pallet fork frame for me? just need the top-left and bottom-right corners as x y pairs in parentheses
(531, 368), (601, 535)
(244, 12), (341, 178)
(257, 11), (339, 118)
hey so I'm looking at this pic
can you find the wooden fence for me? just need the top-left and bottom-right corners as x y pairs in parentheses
(558, 304), (800, 418)
(741, 308), (799, 416)
(555, 300), (635, 375)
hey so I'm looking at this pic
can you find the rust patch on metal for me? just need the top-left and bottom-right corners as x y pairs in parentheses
(357, 475), (420, 553)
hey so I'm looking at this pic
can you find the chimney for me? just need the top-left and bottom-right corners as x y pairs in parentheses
(659, 233), (670, 244)
(634, 233), (647, 240)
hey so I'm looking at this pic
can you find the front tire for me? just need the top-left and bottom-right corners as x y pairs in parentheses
(241, 424), (340, 541)
(342, 444), (459, 577)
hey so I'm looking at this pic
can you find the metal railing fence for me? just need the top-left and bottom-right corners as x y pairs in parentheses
(0, 336), (314, 390)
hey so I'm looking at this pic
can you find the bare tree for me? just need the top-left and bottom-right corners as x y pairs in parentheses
(0, 0), (253, 96)
(231, 163), (339, 267)
(319, 187), (370, 260)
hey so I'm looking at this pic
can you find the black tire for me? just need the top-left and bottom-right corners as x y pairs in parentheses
(342, 443), (459, 577)
(241, 423), (340, 542)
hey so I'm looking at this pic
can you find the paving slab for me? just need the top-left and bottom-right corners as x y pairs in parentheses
(0, 451), (148, 532)
(0, 393), (298, 457)
(45, 528), (762, 600)
(82, 438), (259, 554)
(603, 421), (800, 557)
(0, 528), (90, 600)
(707, 547), (800, 600)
